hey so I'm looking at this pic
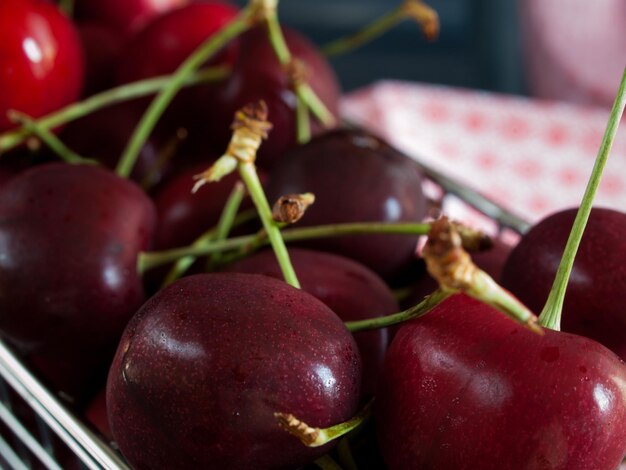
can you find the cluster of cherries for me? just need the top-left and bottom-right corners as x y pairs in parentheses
(0, 0), (625, 469)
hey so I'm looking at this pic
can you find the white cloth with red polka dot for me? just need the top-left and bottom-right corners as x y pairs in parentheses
(341, 81), (626, 235)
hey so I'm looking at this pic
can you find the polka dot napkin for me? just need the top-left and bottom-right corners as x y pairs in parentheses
(341, 81), (626, 234)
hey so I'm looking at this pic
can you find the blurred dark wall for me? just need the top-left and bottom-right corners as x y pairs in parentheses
(233, 0), (526, 94)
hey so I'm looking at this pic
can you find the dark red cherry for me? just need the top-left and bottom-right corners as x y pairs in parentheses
(76, 0), (188, 34)
(377, 293), (626, 469)
(209, 26), (341, 167)
(85, 389), (112, 442)
(116, 2), (239, 84)
(76, 22), (123, 96)
(267, 128), (428, 279)
(501, 207), (626, 360)
(0, 163), (156, 397)
(152, 162), (261, 250)
(114, 2), (240, 148)
(60, 104), (168, 187)
(0, 0), (84, 132)
(107, 273), (361, 469)
(226, 247), (398, 396)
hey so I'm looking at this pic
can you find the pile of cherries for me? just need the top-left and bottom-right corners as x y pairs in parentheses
(0, 0), (625, 469)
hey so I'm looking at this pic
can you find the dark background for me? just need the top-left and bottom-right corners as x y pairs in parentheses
(233, 0), (526, 94)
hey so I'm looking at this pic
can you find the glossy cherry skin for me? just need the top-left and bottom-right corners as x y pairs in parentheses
(377, 293), (626, 469)
(267, 128), (427, 279)
(107, 273), (361, 469)
(502, 208), (626, 360)
(209, 26), (341, 167)
(0, 0), (84, 131)
(226, 248), (398, 396)
(152, 162), (262, 250)
(60, 104), (168, 187)
(76, 0), (188, 34)
(0, 163), (155, 393)
(116, 2), (239, 84)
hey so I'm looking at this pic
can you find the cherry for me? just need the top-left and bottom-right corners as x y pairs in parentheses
(501, 208), (626, 360)
(113, 2), (239, 142)
(107, 273), (361, 469)
(59, 104), (168, 187)
(209, 26), (341, 167)
(76, 22), (124, 96)
(75, 0), (188, 34)
(225, 247), (398, 396)
(266, 128), (428, 279)
(115, 2), (239, 85)
(85, 389), (113, 442)
(152, 162), (261, 250)
(0, 0), (84, 132)
(377, 293), (626, 469)
(0, 163), (156, 398)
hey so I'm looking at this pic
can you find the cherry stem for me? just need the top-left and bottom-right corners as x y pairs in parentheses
(314, 455), (343, 470)
(263, 7), (336, 131)
(115, 9), (255, 178)
(206, 182), (246, 271)
(347, 289), (449, 332)
(295, 90), (311, 143)
(59, 0), (74, 17)
(275, 399), (373, 448)
(0, 67), (229, 155)
(140, 128), (188, 190)
(139, 221), (432, 273)
(337, 438), (358, 470)
(161, 209), (257, 287)
(423, 217), (540, 332)
(239, 161), (301, 288)
(8, 112), (97, 166)
(322, 0), (439, 57)
(538, 67), (626, 331)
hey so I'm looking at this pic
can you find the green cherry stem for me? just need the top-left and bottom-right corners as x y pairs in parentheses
(275, 400), (374, 448)
(115, 8), (255, 178)
(313, 455), (343, 470)
(8, 112), (97, 165)
(138, 221), (432, 274)
(539, 66), (626, 330)
(206, 182), (246, 270)
(295, 89), (311, 143)
(0, 67), (229, 154)
(190, 101), (301, 288)
(322, 0), (438, 58)
(238, 161), (301, 287)
(59, 0), (74, 17)
(161, 210), (257, 287)
(336, 438), (358, 470)
(346, 289), (450, 332)
(263, 7), (336, 131)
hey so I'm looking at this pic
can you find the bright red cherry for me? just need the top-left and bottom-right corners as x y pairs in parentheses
(76, 0), (188, 34)
(0, 0), (84, 131)
(115, 2), (239, 84)
(377, 294), (626, 469)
